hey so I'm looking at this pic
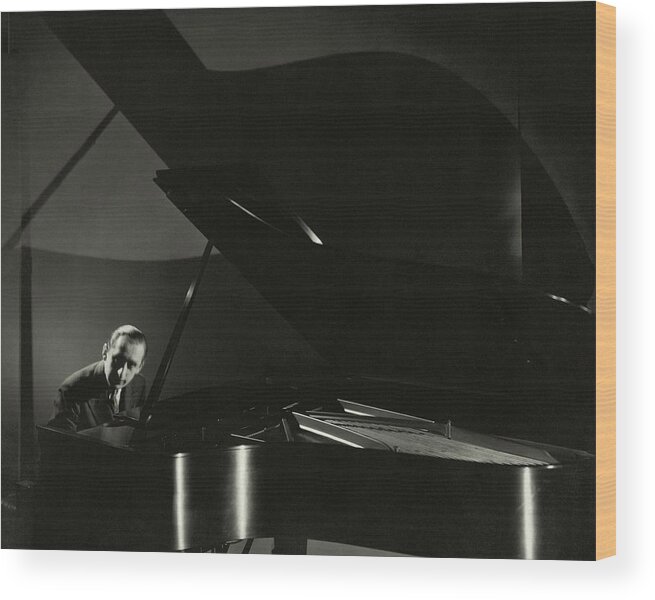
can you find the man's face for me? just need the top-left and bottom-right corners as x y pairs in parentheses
(102, 335), (145, 389)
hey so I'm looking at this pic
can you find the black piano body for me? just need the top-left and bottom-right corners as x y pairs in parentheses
(36, 384), (594, 559)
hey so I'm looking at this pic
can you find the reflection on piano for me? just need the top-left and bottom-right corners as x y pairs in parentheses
(34, 9), (596, 559)
(37, 384), (593, 558)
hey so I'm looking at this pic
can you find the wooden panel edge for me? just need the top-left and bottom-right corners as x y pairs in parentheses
(595, 1), (616, 561)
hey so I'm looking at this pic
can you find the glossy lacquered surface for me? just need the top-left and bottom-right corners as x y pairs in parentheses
(35, 424), (594, 559)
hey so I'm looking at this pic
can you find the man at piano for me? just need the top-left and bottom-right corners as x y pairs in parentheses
(48, 325), (147, 432)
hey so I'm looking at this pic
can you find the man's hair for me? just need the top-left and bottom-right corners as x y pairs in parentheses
(108, 325), (147, 359)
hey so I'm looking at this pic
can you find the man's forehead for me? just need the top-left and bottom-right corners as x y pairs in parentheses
(111, 336), (145, 357)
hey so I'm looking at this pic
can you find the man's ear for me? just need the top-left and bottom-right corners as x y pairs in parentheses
(101, 342), (109, 359)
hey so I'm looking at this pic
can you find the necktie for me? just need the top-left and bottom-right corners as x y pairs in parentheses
(109, 388), (122, 414)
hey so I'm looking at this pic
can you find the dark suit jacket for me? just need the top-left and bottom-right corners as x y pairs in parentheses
(48, 361), (146, 431)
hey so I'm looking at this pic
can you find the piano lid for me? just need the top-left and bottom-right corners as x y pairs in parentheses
(44, 9), (593, 303)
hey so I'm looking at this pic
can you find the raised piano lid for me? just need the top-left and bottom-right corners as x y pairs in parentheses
(44, 9), (593, 303)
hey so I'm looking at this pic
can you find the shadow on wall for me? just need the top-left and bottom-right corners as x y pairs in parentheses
(1, 248), (326, 487)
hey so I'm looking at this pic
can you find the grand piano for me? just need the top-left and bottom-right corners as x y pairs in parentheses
(34, 9), (596, 559)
